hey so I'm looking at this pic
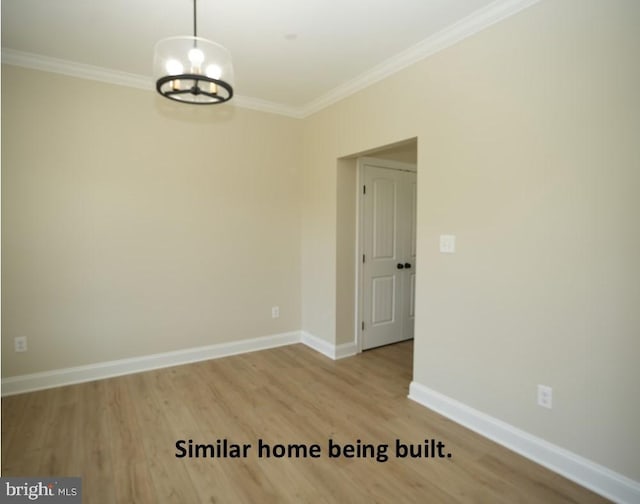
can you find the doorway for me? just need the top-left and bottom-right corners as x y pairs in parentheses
(334, 138), (417, 354)
(358, 157), (417, 350)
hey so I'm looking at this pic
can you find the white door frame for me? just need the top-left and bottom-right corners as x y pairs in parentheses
(355, 157), (417, 353)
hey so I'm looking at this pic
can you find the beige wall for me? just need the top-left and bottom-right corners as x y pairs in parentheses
(335, 157), (357, 346)
(369, 141), (417, 164)
(2, 66), (302, 376)
(301, 0), (639, 481)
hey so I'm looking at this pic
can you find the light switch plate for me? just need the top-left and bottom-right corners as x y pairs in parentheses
(14, 336), (28, 352)
(440, 234), (456, 253)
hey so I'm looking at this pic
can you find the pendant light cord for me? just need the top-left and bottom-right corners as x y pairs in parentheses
(193, 0), (198, 38)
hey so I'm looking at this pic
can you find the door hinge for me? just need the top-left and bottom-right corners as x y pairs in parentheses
(361, 321), (365, 331)
(363, 185), (366, 195)
(362, 254), (365, 264)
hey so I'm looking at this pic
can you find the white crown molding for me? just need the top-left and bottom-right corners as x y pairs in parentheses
(0, 48), (302, 119)
(299, 0), (541, 117)
(409, 381), (640, 504)
(232, 95), (304, 119)
(1, 48), (153, 91)
(2, 0), (539, 119)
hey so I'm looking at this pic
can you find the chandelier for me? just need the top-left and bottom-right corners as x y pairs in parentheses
(153, 0), (234, 104)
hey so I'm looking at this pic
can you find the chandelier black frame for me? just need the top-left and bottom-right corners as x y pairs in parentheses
(155, 0), (234, 105)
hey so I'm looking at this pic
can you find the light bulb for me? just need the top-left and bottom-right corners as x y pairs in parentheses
(206, 64), (222, 79)
(165, 59), (184, 75)
(188, 48), (205, 66)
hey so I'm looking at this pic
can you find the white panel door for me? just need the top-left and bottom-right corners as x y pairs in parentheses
(362, 163), (416, 350)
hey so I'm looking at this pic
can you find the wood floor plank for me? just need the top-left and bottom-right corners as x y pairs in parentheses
(105, 377), (157, 504)
(39, 384), (87, 477)
(182, 359), (293, 503)
(125, 371), (201, 504)
(1, 341), (610, 503)
(1, 390), (29, 469)
(79, 380), (116, 504)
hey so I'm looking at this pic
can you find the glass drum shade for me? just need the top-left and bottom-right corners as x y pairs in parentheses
(154, 36), (234, 104)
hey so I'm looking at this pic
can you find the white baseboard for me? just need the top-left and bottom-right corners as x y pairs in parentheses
(1, 331), (301, 397)
(334, 341), (358, 359)
(301, 331), (357, 360)
(408, 381), (640, 504)
(1, 330), (357, 396)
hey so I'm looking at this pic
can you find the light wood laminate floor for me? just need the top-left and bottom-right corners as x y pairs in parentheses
(2, 341), (609, 503)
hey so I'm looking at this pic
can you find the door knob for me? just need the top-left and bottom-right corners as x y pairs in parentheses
(404, 262), (412, 269)
(396, 263), (404, 270)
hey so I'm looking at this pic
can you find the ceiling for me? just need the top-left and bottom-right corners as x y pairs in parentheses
(1, 0), (534, 116)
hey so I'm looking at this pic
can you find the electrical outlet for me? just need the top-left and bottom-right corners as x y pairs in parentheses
(537, 384), (552, 409)
(271, 306), (280, 319)
(14, 336), (28, 352)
